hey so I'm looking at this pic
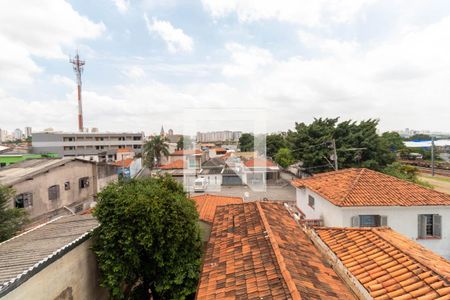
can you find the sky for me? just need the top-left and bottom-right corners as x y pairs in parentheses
(1, 0), (450, 135)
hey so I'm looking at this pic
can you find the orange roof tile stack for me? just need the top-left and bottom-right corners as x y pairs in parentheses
(112, 158), (133, 168)
(196, 202), (357, 299)
(116, 147), (133, 153)
(316, 227), (450, 300)
(160, 159), (184, 170)
(292, 168), (450, 206)
(190, 194), (243, 223)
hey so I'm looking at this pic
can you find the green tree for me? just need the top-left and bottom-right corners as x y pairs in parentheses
(274, 148), (295, 168)
(93, 176), (202, 300)
(266, 133), (286, 158)
(0, 185), (28, 242)
(287, 118), (397, 172)
(176, 136), (192, 150)
(238, 133), (254, 152)
(382, 162), (432, 188)
(143, 135), (170, 168)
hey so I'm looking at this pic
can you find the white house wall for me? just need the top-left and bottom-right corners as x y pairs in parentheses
(296, 187), (450, 259)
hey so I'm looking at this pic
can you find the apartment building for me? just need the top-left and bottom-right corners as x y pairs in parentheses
(196, 131), (242, 143)
(32, 131), (144, 162)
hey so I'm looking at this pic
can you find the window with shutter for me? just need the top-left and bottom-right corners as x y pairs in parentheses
(418, 214), (427, 239)
(351, 216), (360, 227)
(380, 215), (388, 226)
(433, 214), (442, 239)
(48, 185), (60, 201)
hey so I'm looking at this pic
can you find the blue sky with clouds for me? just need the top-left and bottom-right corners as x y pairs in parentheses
(1, 0), (450, 135)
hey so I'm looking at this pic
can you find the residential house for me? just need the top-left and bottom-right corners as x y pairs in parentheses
(197, 202), (357, 299)
(244, 158), (280, 185)
(190, 194), (243, 242)
(168, 149), (206, 169)
(198, 157), (225, 188)
(159, 160), (196, 187)
(208, 147), (227, 158)
(292, 168), (450, 258)
(0, 215), (107, 300)
(0, 158), (115, 223)
(116, 147), (135, 162)
(113, 157), (142, 179)
(312, 227), (450, 299)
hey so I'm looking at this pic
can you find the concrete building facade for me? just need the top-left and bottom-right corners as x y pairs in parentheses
(32, 131), (144, 162)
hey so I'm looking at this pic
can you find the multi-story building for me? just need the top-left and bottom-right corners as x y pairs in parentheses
(32, 131), (144, 162)
(24, 127), (32, 138)
(14, 129), (23, 140)
(196, 131), (242, 143)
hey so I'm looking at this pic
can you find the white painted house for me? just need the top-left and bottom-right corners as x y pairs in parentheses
(292, 168), (450, 259)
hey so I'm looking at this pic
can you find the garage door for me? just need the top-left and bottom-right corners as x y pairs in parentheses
(222, 175), (242, 186)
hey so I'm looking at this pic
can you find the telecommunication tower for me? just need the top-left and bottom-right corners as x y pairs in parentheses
(69, 52), (85, 132)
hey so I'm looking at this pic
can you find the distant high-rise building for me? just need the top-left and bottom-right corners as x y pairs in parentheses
(14, 128), (23, 140)
(168, 128), (174, 136)
(25, 127), (32, 138)
(196, 131), (242, 142)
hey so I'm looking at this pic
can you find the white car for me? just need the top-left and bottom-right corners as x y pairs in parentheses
(193, 178), (208, 192)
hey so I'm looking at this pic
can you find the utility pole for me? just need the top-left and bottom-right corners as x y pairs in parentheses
(70, 52), (85, 132)
(332, 139), (338, 171)
(431, 136), (435, 176)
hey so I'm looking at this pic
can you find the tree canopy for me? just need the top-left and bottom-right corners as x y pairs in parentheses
(274, 148), (294, 168)
(176, 136), (192, 150)
(286, 118), (400, 172)
(93, 176), (202, 300)
(266, 133), (286, 158)
(238, 133), (254, 152)
(0, 185), (28, 242)
(143, 135), (170, 169)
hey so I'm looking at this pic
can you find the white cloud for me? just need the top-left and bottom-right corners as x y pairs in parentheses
(222, 43), (274, 77)
(122, 66), (146, 79)
(0, 0), (105, 84)
(51, 75), (76, 88)
(112, 0), (130, 14)
(144, 14), (193, 53)
(201, 0), (376, 27)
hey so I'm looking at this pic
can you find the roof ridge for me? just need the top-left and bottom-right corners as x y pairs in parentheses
(255, 202), (302, 300)
(371, 228), (450, 283)
(339, 168), (364, 205)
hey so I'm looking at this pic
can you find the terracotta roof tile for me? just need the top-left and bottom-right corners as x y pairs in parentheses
(316, 227), (450, 300)
(112, 158), (133, 168)
(292, 168), (450, 206)
(171, 149), (203, 156)
(244, 159), (277, 168)
(196, 202), (357, 299)
(160, 159), (184, 169)
(190, 194), (243, 223)
(116, 147), (133, 153)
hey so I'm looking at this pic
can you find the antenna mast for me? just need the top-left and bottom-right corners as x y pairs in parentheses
(70, 52), (85, 132)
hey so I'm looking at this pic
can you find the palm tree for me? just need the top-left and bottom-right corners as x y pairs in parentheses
(143, 135), (170, 169)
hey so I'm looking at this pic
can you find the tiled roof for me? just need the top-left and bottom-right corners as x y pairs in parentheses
(292, 168), (450, 206)
(0, 215), (98, 296)
(190, 194), (243, 223)
(112, 158), (134, 168)
(197, 202), (357, 299)
(171, 149), (203, 156)
(315, 227), (450, 300)
(116, 147), (133, 153)
(244, 158), (277, 168)
(160, 159), (184, 169)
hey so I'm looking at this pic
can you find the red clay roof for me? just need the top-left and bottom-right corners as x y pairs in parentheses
(197, 202), (357, 299)
(292, 168), (450, 207)
(112, 158), (133, 168)
(116, 147), (133, 153)
(316, 227), (450, 299)
(160, 159), (184, 169)
(190, 194), (243, 223)
(170, 149), (203, 156)
(244, 158), (277, 168)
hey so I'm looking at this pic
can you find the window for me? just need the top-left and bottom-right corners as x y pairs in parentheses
(79, 177), (90, 189)
(418, 214), (441, 239)
(351, 215), (388, 227)
(308, 195), (315, 209)
(15, 193), (33, 208)
(64, 181), (71, 190)
(48, 185), (60, 201)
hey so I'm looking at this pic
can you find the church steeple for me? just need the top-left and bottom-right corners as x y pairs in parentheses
(160, 125), (165, 137)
